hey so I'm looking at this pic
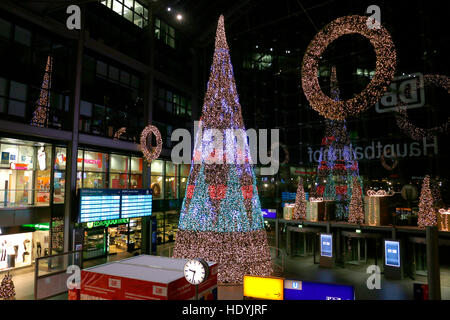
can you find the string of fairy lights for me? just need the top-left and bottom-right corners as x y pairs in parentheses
(348, 177), (365, 224)
(396, 74), (450, 141)
(301, 15), (396, 120)
(140, 124), (162, 165)
(31, 56), (53, 128)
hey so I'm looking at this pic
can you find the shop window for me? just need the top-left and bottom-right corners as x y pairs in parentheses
(130, 174), (142, 188)
(0, 232), (33, 271)
(83, 151), (107, 172)
(35, 146), (51, 206)
(151, 159), (164, 175)
(151, 175), (163, 199)
(165, 176), (178, 199)
(110, 173), (129, 189)
(83, 171), (106, 189)
(110, 154), (129, 173)
(77, 150), (83, 171)
(54, 147), (66, 204)
(130, 156), (142, 174)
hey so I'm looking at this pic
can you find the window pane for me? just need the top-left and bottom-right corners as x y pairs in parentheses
(112, 0), (123, 14)
(83, 151), (107, 172)
(131, 157), (142, 173)
(110, 173), (129, 189)
(109, 66), (119, 81)
(96, 60), (108, 77)
(165, 161), (177, 176)
(9, 81), (27, 100)
(14, 26), (31, 46)
(151, 175), (163, 199)
(134, 2), (144, 15)
(83, 172), (106, 188)
(124, 7), (133, 22)
(55, 147), (66, 170)
(155, 18), (160, 28)
(130, 174), (142, 188)
(54, 170), (65, 203)
(8, 100), (26, 117)
(151, 159), (164, 174)
(77, 150), (83, 170)
(80, 100), (92, 117)
(124, 0), (133, 9)
(165, 176), (177, 199)
(131, 75), (140, 88)
(120, 70), (130, 85)
(110, 154), (129, 172)
(134, 15), (143, 28)
(0, 18), (11, 39)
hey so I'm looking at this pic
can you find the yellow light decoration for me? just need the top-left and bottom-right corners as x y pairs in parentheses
(367, 189), (395, 197)
(309, 197), (323, 202)
(396, 74), (450, 141)
(113, 127), (126, 140)
(140, 124), (162, 165)
(301, 15), (396, 120)
(438, 208), (450, 232)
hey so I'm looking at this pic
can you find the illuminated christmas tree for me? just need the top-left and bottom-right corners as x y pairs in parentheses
(0, 273), (16, 300)
(31, 55), (53, 127)
(293, 178), (307, 220)
(348, 176), (364, 224)
(418, 175), (438, 228)
(313, 66), (362, 220)
(173, 15), (272, 283)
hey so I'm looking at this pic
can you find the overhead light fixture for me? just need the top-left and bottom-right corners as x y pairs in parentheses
(167, 7), (171, 12)
(176, 14), (183, 20)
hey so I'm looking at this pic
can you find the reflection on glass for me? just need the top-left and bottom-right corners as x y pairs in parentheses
(110, 173), (129, 189)
(83, 172), (106, 189)
(151, 175), (163, 199)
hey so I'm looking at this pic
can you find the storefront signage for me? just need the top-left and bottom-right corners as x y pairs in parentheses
(85, 218), (129, 229)
(79, 188), (153, 223)
(261, 209), (277, 219)
(320, 233), (333, 257)
(22, 223), (50, 231)
(243, 275), (284, 300)
(10, 163), (28, 170)
(284, 279), (355, 300)
(385, 240), (401, 267)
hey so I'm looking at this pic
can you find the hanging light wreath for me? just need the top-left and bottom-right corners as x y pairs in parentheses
(396, 74), (450, 141)
(140, 124), (162, 165)
(301, 15), (396, 120)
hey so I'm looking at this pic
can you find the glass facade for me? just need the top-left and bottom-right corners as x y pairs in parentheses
(154, 18), (175, 48)
(100, 0), (149, 28)
(0, 137), (66, 208)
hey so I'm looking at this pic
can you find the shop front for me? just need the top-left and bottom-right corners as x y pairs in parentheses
(0, 223), (50, 272)
(78, 218), (143, 260)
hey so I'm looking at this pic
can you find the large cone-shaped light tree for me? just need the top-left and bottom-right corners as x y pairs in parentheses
(173, 15), (272, 283)
(417, 175), (438, 228)
(31, 55), (53, 127)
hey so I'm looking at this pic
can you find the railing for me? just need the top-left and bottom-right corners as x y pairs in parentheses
(0, 189), (53, 208)
(34, 250), (83, 300)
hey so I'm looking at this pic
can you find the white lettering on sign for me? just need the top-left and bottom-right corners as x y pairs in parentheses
(375, 73), (425, 113)
(108, 278), (121, 289)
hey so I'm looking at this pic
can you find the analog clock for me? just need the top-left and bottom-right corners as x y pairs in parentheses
(183, 258), (209, 285)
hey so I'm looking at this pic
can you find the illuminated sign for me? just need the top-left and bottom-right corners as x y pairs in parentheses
(320, 233), (333, 258)
(10, 163), (28, 170)
(284, 279), (355, 300)
(79, 189), (152, 223)
(243, 275), (284, 300)
(385, 240), (400, 267)
(261, 209), (277, 219)
(22, 223), (50, 231)
(85, 218), (129, 229)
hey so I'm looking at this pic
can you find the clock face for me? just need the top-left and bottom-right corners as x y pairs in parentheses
(183, 259), (208, 285)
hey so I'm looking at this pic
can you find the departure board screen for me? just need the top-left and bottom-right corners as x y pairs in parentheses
(79, 189), (153, 222)
(79, 189), (121, 222)
(121, 189), (153, 218)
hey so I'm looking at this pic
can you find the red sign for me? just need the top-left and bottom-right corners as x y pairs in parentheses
(10, 163), (28, 170)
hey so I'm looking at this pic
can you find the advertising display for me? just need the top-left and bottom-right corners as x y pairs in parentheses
(385, 240), (401, 267)
(79, 189), (153, 223)
(0, 232), (33, 271)
(320, 233), (333, 257)
(243, 275), (284, 300)
(80, 255), (218, 300)
(261, 209), (277, 219)
(284, 279), (355, 300)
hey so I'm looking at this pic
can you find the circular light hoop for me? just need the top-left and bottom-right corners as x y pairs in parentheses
(140, 125), (162, 165)
(396, 74), (450, 140)
(302, 15), (396, 120)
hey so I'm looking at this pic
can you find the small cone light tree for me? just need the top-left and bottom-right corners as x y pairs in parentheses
(31, 55), (53, 127)
(293, 178), (307, 220)
(0, 273), (16, 300)
(348, 177), (364, 224)
(418, 175), (438, 228)
(173, 15), (272, 283)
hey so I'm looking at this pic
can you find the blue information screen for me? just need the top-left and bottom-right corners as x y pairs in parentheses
(284, 279), (355, 300)
(121, 189), (153, 218)
(320, 233), (333, 257)
(79, 189), (153, 223)
(262, 209), (277, 219)
(385, 240), (400, 267)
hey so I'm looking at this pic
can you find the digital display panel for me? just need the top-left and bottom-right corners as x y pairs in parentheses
(320, 233), (333, 257)
(79, 189), (153, 223)
(284, 279), (355, 300)
(79, 189), (121, 223)
(121, 189), (152, 218)
(261, 209), (277, 219)
(385, 240), (401, 267)
(243, 275), (284, 300)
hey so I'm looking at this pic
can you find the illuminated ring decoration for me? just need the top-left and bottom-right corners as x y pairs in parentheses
(140, 124), (162, 165)
(380, 154), (398, 171)
(396, 74), (450, 141)
(309, 197), (323, 202)
(367, 189), (395, 197)
(301, 15), (396, 120)
(113, 127), (126, 140)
